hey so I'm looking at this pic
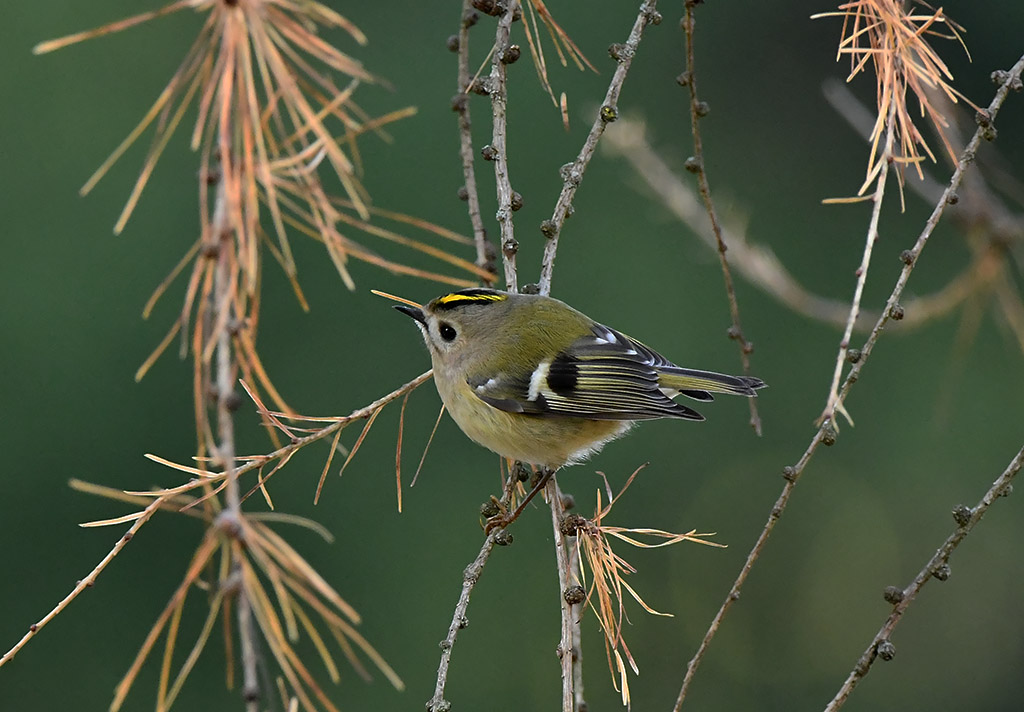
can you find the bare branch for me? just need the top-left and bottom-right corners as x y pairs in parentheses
(453, 1), (494, 280)
(821, 104), (897, 428)
(671, 52), (1024, 712)
(679, 1), (761, 434)
(209, 168), (262, 708)
(548, 478), (583, 712)
(428, 475), (518, 712)
(835, 54), (1024, 415)
(0, 496), (167, 668)
(264, 373), (434, 482)
(537, 0), (662, 296)
(488, 1), (521, 292)
(823, 443), (1024, 711)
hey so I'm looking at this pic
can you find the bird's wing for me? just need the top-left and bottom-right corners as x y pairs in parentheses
(469, 322), (706, 421)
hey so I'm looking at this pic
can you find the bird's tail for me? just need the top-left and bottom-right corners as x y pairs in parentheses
(659, 368), (766, 399)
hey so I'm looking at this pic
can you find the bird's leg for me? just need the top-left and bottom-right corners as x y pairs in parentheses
(483, 466), (555, 533)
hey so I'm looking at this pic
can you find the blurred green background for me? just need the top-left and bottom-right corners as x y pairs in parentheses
(2, 1), (1023, 710)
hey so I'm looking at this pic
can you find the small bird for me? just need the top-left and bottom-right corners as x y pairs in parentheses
(394, 288), (765, 470)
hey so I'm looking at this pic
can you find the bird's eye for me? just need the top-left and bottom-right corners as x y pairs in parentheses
(439, 322), (457, 342)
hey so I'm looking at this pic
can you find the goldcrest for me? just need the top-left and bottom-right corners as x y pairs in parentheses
(396, 288), (765, 468)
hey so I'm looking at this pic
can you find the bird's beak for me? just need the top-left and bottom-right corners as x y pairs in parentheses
(394, 304), (426, 325)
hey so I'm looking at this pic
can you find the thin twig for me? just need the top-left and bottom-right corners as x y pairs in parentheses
(835, 53), (1024, 416)
(453, 0), (494, 280)
(671, 53), (1024, 712)
(825, 77), (1024, 348)
(548, 478), (581, 712)
(821, 102), (897, 428)
(153, 371), (433, 496)
(489, 1), (520, 292)
(823, 443), (1024, 711)
(428, 475), (518, 712)
(427, 536), (495, 712)
(680, 1), (760, 435)
(537, 0), (661, 296)
(0, 496), (167, 668)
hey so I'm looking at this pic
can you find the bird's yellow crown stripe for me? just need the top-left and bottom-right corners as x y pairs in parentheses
(435, 290), (508, 309)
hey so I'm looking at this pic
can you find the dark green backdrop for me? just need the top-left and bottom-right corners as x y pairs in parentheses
(2, 1), (1022, 711)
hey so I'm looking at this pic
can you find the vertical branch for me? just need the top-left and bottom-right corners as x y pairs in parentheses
(548, 478), (583, 712)
(571, 585), (585, 712)
(214, 190), (240, 513)
(235, 576), (260, 710)
(538, 0), (661, 296)
(680, 1), (760, 434)
(211, 168), (260, 708)
(453, 1), (494, 280)
(487, 1), (520, 292)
